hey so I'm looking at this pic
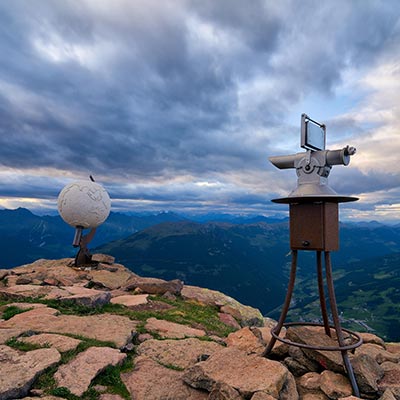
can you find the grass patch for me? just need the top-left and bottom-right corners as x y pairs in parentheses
(2, 305), (32, 320)
(5, 336), (47, 351)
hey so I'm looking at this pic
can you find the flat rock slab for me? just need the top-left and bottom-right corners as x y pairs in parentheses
(88, 269), (132, 290)
(5, 302), (47, 310)
(1, 306), (138, 347)
(137, 338), (223, 369)
(55, 346), (126, 396)
(122, 356), (208, 400)
(183, 347), (290, 398)
(145, 317), (206, 339)
(0, 284), (53, 300)
(0, 327), (26, 344)
(0, 345), (61, 400)
(20, 333), (82, 352)
(54, 286), (111, 307)
(125, 276), (183, 295)
(110, 294), (149, 307)
(182, 285), (263, 327)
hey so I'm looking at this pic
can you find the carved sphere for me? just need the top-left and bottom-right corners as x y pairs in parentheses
(57, 180), (111, 228)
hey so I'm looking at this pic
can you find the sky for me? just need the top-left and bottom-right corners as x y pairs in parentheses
(0, 0), (399, 222)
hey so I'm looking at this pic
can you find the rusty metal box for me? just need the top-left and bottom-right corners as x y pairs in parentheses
(289, 202), (339, 251)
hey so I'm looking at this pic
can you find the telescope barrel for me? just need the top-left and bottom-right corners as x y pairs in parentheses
(326, 146), (356, 166)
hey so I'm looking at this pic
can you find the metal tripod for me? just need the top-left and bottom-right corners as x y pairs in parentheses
(263, 250), (362, 397)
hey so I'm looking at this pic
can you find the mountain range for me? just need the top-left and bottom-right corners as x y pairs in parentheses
(1, 207), (399, 340)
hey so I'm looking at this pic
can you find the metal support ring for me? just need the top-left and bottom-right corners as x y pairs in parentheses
(270, 321), (363, 352)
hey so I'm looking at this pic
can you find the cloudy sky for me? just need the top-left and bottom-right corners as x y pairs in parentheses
(0, 0), (399, 222)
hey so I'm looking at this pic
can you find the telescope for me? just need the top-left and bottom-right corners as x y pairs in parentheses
(269, 114), (357, 202)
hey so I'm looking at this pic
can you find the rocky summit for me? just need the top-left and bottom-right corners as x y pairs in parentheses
(0, 256), (399, 400)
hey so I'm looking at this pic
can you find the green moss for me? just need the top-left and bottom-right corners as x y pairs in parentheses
(2, 305), (32, 320)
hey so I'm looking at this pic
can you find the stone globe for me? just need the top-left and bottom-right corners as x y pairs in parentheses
(57, 180), (111, 229)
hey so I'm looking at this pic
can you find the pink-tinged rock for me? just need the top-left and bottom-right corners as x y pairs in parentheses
(145, 317), (206, 339)
(0, 328), (26, 344)
(386, 342), (400, 354)
(352, 353), (384, 395)
(57, 285), (111, 307)
(121, 356), (208, 400)
(125, 276), (183, 295)
(355, 343), (399, 364)
(20, 333), (81, 352)
(91, 254), (115, 265)
(298, 372), (322, 391)
(286, 326), (344, 372)
(209, 382), (242, 399)
(110, 294), (148, 307)
(137, 338), (223, 369)
(183, 347), (290, 398)
(251, 392), (276, 400)
(256, 326), (288, 357)
(320, 370), (352, 399)
(378, 361), (400, 394)
(99, 394), (125, 400)
(5, 302), (47, 310)
(43, 278), (59, 286)
(225, 327), (264, 355)
(0, 284), (53, 300)
(88, 269), (132, 290)
(218, 312), (241, 329)
(182, 285), (263, 327)
(1, 306), (137, 347)
(16, 276), (32, 285)
(358, 332), (386, 349)
(301, 394), (328, 400)
(0, 345), (61, 400)
(55, 346), (126, 397)
(17, 396), (64, 400)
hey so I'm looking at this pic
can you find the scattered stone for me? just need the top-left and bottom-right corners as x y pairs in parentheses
(89, 269), (132, 290)
(122, 356), (208, 400)
(218, 312), (241, 329)
(0, 345), (61, 400)
(110, 294), (149, 307)
(91, 254), (115, 265)
(99, 394), (125, 400)
(20, 333), (81, 352)
(355, 343), (399, 364)
(42, 278), (59, 286)
(54, 346), (126, 396)
(298, 372), (322, 391)
(301, 394), (329, 400)
(320, 370), (352, 399)
(378, 362), (400, 394)
(352, 353), (384, 395)
(57, 285), (111, 307)
(251, 392), (276, 400)
(16, 276), (32, 285)
(162, 291), (177, 301)
(125, 276), (183, 295)
(92, 384), (108, 393)
(138, 333), (153, 342)
(209, 382), (243, 400)
(287, 346), (320, 373)
(183, 347), (290, 398)
(1, 306), (138, 347)
(286, 326), (344, 372)
(0, 269), (9, 280)
(386, 342), (400, 355)
(137, 338), (223, 369)
(182, 285), (264, 327)
(225, 326), (265, 355)
(280, 372), (299, 400)
(145, 317), (206, 339)
(359, 332), (386, 349)
(284, 357), (311, 377)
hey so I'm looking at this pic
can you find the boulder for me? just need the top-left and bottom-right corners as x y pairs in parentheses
(378, 362), (400, 395)
(91, 254), (115, 265)
(137, 338), (223, 369)
(55, 346), (126, 396)
(320, 370), (352, 399)
(225, 327), (265, 355)
(125, 276), (183, 295)
(182, 285), (263, 327)
(20, 333), (82, 352)
(56, 285), (111, 307)
(355, 343), (399, 364)
(1, 306), (138, 347)
(298, 372), (322, 391)
(209, 382), (243, 399)
(145, 317), (206, 339)
(286, 326), (344, 372)
(251, 393), (276, 400)
(183, 347), (291, 398)
(88, 269), (132, 290)
(121, 356), (208, 400)
(352, 353), (384, 395)
(359, 333), (386, 349)
(0, 345), (61, 400)
(110, 294), (149, 307)
(218, 312), (241, 329)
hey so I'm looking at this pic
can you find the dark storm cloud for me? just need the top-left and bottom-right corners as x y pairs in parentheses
(0, 0), (399, 214)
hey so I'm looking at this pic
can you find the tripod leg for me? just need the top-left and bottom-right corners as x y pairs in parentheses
(264, 250), (298, 357)
(325, 252), (360, 397)
(317, 250), (331, 337)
